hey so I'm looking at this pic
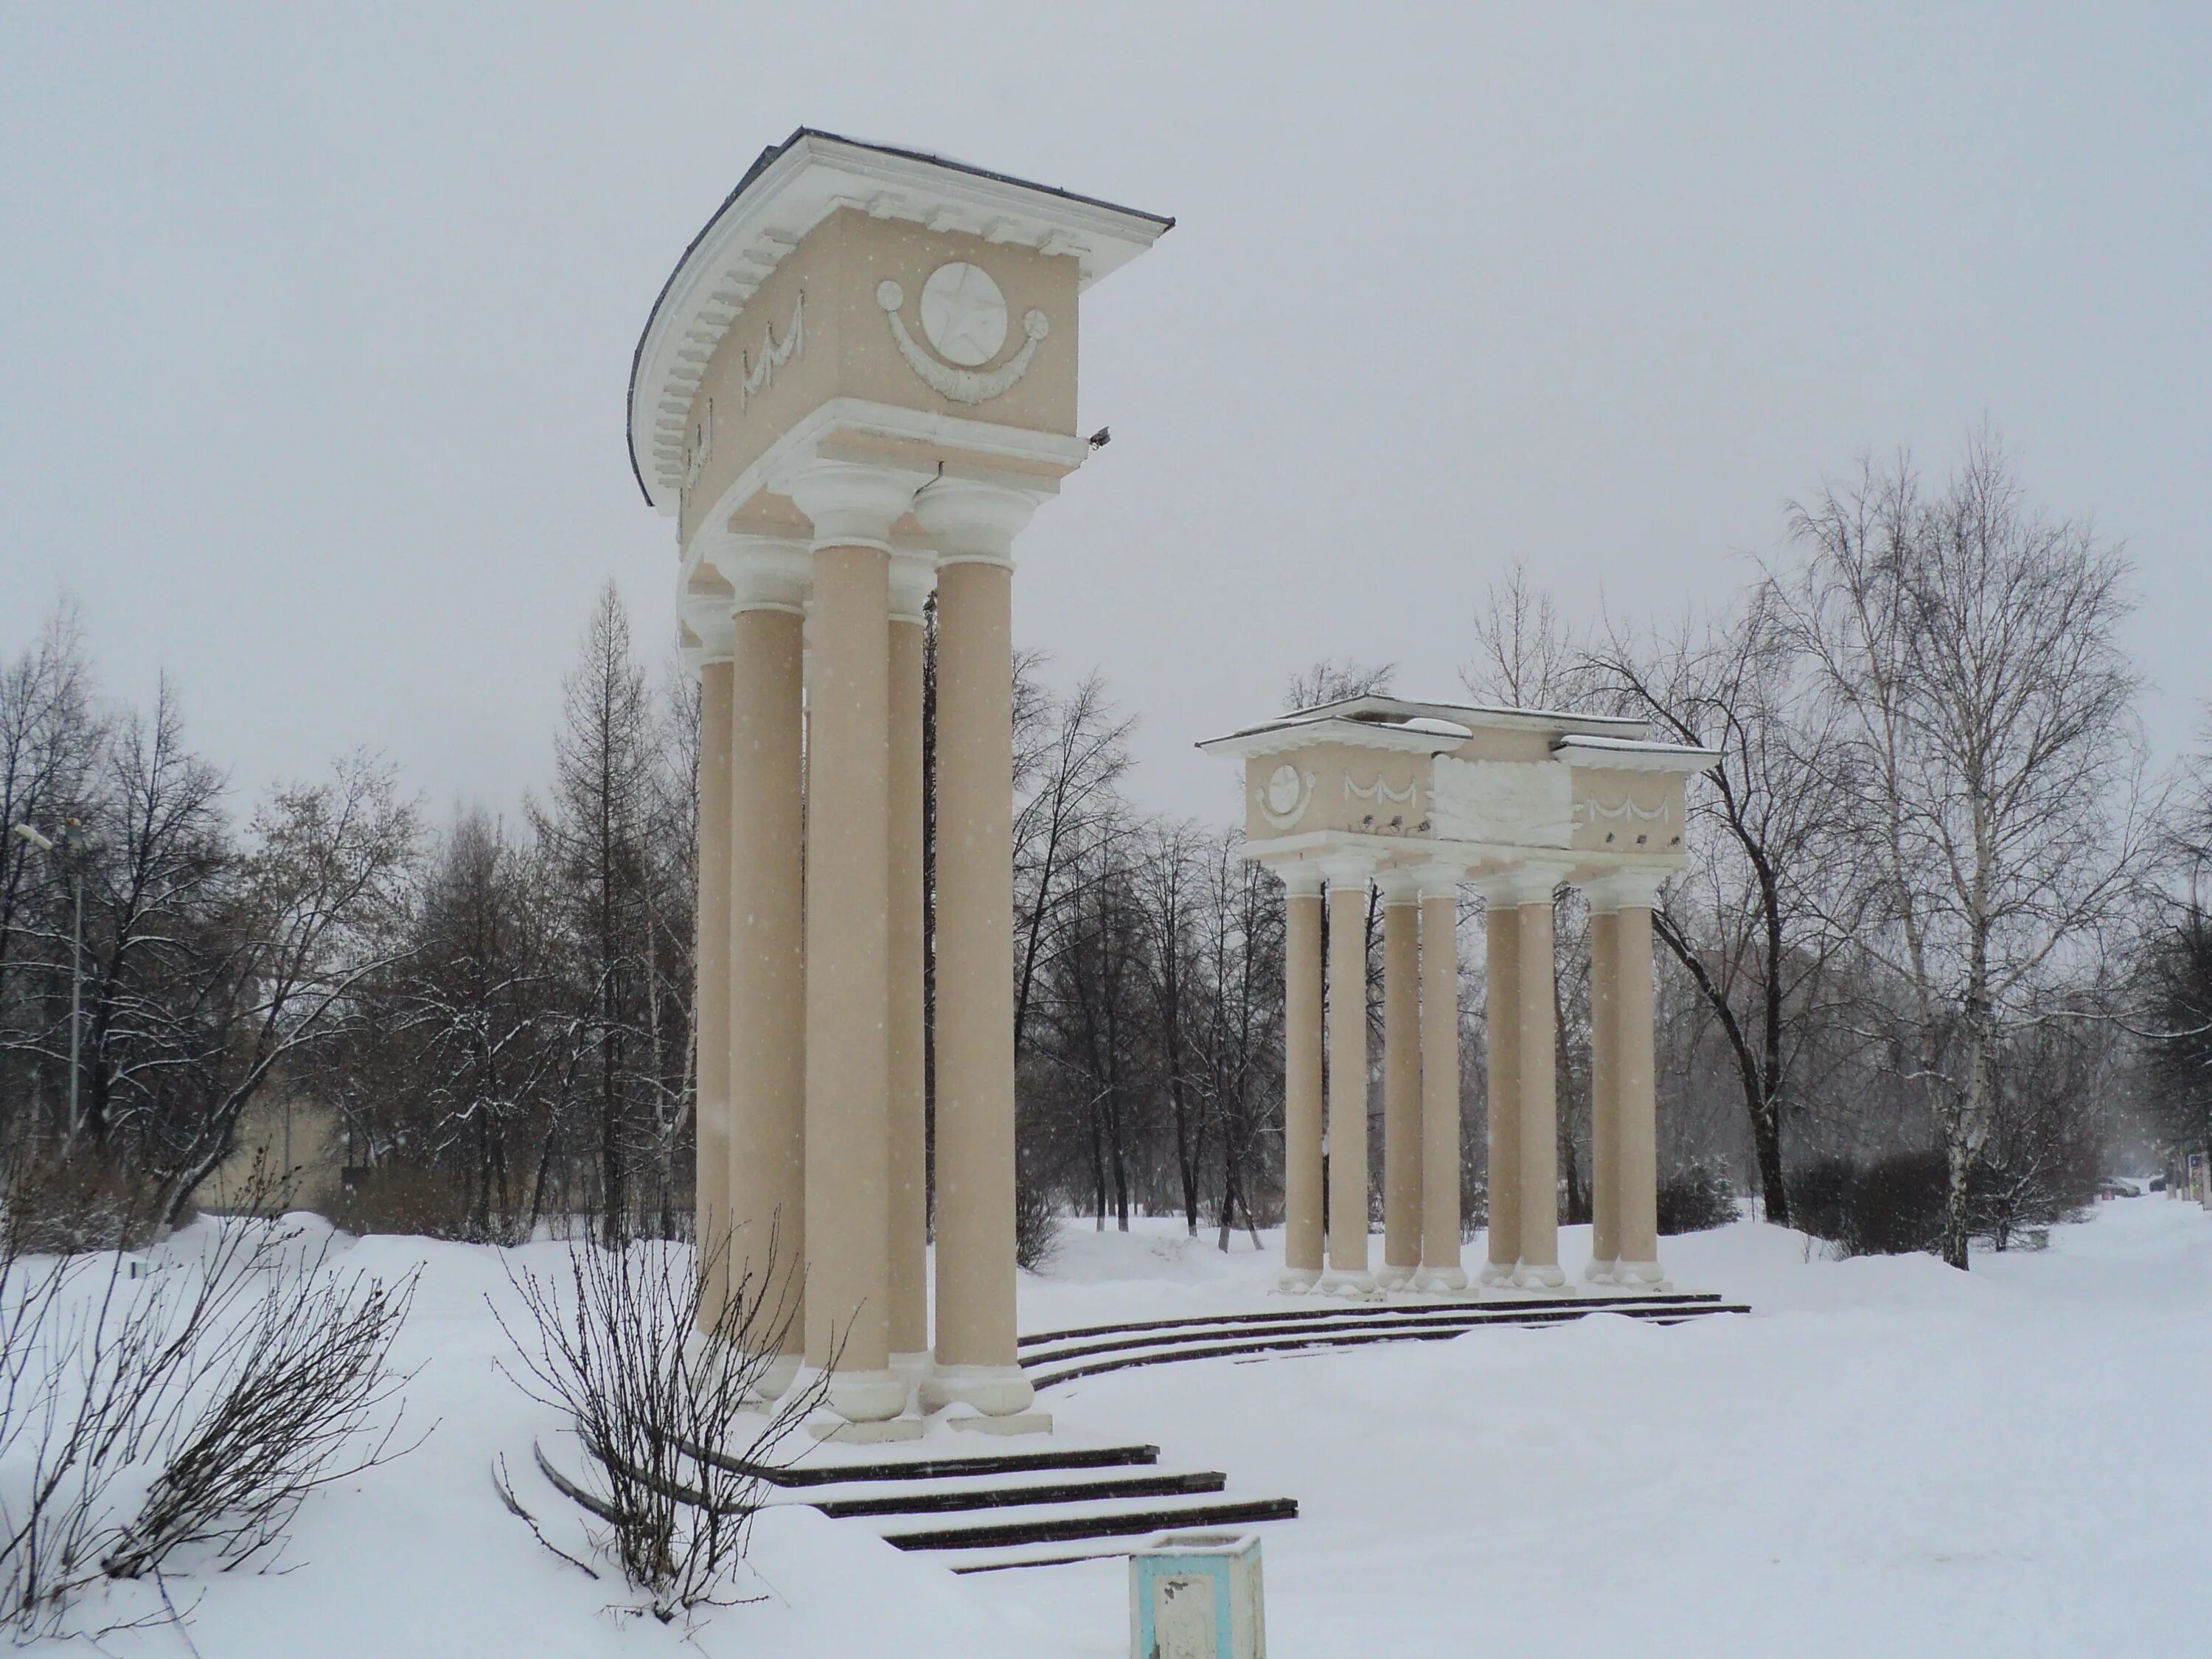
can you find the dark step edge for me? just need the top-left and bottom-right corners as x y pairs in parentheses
(1016, 1290), (1723, 1349)
(816, 1470), (1227, 1518)
(1024, 1300), (1750, 1371)
(884, 1497), (1300, 1552)
(1030, 1304), (1751, 1391)
(951, 1548), (1130, 1574)
(679, 1435), (1161, 1488)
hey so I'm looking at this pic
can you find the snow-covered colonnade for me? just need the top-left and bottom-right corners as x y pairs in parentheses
(626, 131), (1170, 1439)
(1200, 698), (1717, 1294)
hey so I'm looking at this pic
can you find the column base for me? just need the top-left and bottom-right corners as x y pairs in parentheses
(1276, 1266), (1322, 1294)
(1318, 1268), (1377, 1298)
(809, 1413), (925, 1444)
(1413, 1265), (1468, 1293)
(1478, 1260), (1518, 1288)
(737, 1351), (801, 1405)
(1612, 1259), (1670, 1292)
(825, 1367), (908, 1424)
(1512, 1262), (1566, 1290)
(1376, 1262), (1418, 1290)
(921, 1362), (1035, 1417)
(1583, 1257), (1620, 1287)
(948, 1410), (1054, 1438)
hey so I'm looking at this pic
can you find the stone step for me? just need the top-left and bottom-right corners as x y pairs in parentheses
(880, 1495), (1301, 1554)
(1017, 1289), (1725, 1350)
(1026, 1301), (1751, 1390)
(681, 1435), (1161, 1487)
(802, 1469), (1229, 1518)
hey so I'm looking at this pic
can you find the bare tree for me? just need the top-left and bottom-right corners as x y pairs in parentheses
(1780, 437), (2149, 1267)
(1282, 658), (1397, 712)
(1584, 588), (1845, 1223)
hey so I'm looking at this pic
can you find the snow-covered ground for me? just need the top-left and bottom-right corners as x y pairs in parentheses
(987, 1199), (2212, 1658)
(35, 1197), (2212, 1655)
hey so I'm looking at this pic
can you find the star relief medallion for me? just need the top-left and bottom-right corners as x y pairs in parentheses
(917, 262), (1009, 366)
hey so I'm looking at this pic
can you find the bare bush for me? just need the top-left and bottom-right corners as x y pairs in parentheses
(0, 1167), (418, 1640)
(493, 1224), (823, 1624)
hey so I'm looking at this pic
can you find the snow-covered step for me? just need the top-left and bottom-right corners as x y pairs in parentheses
(796, 1469), (1230, 1519)
(877, 1493), (1301, 1554)
(1018, 1290), (1731, 1354)
(683, 1435), (1162, 1487)
(1023, 1298), (1751, 1390)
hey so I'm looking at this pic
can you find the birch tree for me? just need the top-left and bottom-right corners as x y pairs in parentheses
(1781, 437), (2148, 1267)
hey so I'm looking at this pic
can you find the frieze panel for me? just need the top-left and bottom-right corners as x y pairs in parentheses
(1429, 757), (1574, 849)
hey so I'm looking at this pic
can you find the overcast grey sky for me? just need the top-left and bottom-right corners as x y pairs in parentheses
(4, 4), (2207, 827)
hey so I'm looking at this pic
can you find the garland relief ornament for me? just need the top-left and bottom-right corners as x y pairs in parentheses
(877, 263), (1048, 405)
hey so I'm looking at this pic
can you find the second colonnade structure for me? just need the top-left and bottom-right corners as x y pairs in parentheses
(630, 131), (1170, 1439)
(1199, 698), (1717, 1295)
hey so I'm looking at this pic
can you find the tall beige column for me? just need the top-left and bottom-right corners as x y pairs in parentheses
(1279, 863), (1326, 1290)
(1477, 883), (1521, 1287)
(1585, 900), (1621, 1284)
(681, 599), (734, 1331)
(1414, 863), (1467, 1293)
(785, 462), (921, 1428)
(1512, 870), (1567, 1289)
(1604, 873), (1667, 1288)
(914, 478), (1041, 1419)
(886, 550), (933, 1369)
(712, 536), (809, 1397)
(1377, 869), (1423, 1289)
(1321, 855), (1375, 1295)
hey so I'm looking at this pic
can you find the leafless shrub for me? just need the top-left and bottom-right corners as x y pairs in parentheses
(493, 1222), (824, 1624)
(102, 1242), (420, 1582)
(0, 1165), (420, 1641)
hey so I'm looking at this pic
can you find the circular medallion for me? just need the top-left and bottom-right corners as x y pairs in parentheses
(918, 262), (1009, 366)
(1266, 764), (1305, 817)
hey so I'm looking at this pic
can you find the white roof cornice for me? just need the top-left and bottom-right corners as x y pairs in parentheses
(1551, 733), (1722, 772)
(630, 129), (1173, 508)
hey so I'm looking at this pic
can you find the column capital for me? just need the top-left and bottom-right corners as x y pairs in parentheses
(912, 475), (1046, 568)
(678, 589), (737, 669)
(1475, 861), (1570, 908)
(1411, 859), (1467, 902)
(1582, 867), (1669, 914)
(888, 542), (936, 625)
(1375, 866), (1423, 906)
(703, 531), (811, 615)
(1274, 860), (1325, 898)
(782, 459), (928, 553)
(1316, 851), (1377, 894)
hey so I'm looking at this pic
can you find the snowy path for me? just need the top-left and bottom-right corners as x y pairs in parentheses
(979, 1199), (2212, 1658)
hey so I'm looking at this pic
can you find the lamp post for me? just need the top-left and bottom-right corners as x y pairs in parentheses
(13, 818), (94, 1138)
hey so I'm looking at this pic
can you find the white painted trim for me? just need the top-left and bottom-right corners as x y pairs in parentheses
(1412, 859), (1468, 901)
(1475, 863), (1572, 908)
(678, 394), (1079, 597)
(1316, 851), (1377, 891)
(1580, 868), (1669, 913)
(1374, 866), (1423, 905)
(1195, 714), (1467, 762)
(1273, 861), (1325, 899)
(1554, 734), (1722, 771)
(632, 132), (1169, 506)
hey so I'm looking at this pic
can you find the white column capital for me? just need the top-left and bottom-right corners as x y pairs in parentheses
(1475, 861), (1570, 909)
(783, 460), (928, 552)
(1411, 860), (1467, 902)
(888, 543), (936, 625)
(1316, 851), (1377, 894)
(703, 532), (811, 616)
(1375, 866), (1423, 906)
(1582, 867), (1669, 914)
(913, 475), (1046, 568)
(678, 590), (736, 670)
(1275, 860), (1325, 899)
